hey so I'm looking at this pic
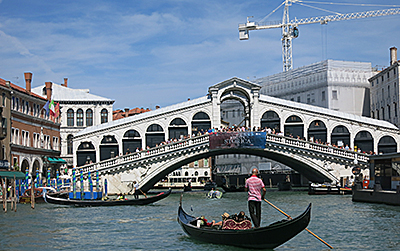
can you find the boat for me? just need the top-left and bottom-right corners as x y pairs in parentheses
(19, 187), (67, 204)
(206, 189), (223, 199)
(177, 195), (311, 249)
(308, 182), (340, 195)
(44, 188), (171, 207)
(203, 180), (217, 191)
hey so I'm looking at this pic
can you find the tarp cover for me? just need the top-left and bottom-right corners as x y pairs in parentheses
(209, 132), (266, 149)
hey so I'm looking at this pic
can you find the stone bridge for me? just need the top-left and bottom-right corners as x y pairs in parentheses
(78, 133), (369, 194)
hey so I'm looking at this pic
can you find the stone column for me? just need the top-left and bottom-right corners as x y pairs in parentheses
(209, 87), (221, 129)
(251, 87), (261, 129)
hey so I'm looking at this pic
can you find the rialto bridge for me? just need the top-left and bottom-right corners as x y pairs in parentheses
(73, 77), (400, 193)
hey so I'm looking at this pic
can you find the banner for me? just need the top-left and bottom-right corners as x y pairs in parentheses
(209, 132), (266, 149)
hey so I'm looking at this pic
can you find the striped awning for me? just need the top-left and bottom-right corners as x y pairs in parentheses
(47, 157), (67, 164)
(0, 170), (25, 179)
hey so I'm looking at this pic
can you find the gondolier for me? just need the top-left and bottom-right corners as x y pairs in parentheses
(245, 168), (266, 228)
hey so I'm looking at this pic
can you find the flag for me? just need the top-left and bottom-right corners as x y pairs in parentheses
(54, 102), (60, 118)
(49, 100), (55, 116)
(44, 100), (50, 115)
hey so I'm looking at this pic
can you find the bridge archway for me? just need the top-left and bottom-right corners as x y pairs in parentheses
(77, 142), (96, 166)
(284, 115), (304, 138)
(123, 129), (141, 153)
(169, 118), (188, 140)
(331, 125), (350, 147)
(220, 88), (249, 128)
(354, 131), (373, 153)
(146, 124), (165, 147)
(260, 110), (280, 132)
(191, 112), (211, 135)
(378, 136), (397, 154)
(308, 120), (327, 143)
(100, 136), (119, 161)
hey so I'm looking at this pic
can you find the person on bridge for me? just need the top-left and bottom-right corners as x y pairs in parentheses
(245, 168), (266, 228)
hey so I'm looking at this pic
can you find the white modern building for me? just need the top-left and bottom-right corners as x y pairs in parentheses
(369, 47), (400, 128)
(256, 60), (377, 117)
(32, 79), (114, 169)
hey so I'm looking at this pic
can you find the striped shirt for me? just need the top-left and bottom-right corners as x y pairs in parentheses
(245, 175), (265, 201)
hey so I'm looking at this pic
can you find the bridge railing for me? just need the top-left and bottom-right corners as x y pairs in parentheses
(78, 134), (210, 175)
(266, 133), (369, 162)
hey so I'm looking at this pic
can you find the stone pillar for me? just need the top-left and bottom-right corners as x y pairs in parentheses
(251, 87), (261, 129)
(209, 87), (221, 129)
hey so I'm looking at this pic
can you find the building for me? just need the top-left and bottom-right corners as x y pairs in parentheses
(369, 47), (400, 128)
(0, 73), (61, 180)
(0, 81), (11, 170)
(32, 78), (114, 169)
(113, 107), (151, 120)
(256, 60), (376, 117)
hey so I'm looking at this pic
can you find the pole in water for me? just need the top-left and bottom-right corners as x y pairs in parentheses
(263, 199), (333, 249)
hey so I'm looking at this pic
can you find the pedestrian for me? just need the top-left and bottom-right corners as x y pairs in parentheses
(245, 168), (266, 228)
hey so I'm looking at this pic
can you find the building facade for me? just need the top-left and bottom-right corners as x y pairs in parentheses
(369, 47), (400, 128)
(32, 78), (114, 169)
(0, 73), (61, 179)
(256, 60), (376, 117)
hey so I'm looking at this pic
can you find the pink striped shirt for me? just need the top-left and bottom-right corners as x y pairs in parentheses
(245, 175), (265, 201)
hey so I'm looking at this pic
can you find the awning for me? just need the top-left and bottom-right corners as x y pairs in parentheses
(0, 170), (25, 179)
(47, 157), (67, 164)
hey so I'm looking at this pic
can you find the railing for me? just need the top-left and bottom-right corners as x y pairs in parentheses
(78, 132), (368, 176)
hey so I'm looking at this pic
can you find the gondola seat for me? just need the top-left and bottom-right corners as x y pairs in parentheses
(222, 219), (252, 230)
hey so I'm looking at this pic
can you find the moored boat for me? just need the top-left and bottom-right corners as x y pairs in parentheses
(44, 188), (171, 207)
(177, 196), (311, 249)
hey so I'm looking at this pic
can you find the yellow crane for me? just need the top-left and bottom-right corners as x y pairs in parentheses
(239, 0), (400, 72)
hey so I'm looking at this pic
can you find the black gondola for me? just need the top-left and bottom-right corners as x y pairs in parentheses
(177, 196), (311, 249)
(44, 189), (171, 207)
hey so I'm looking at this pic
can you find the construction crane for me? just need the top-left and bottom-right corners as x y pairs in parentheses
(238, 0), (400, 72)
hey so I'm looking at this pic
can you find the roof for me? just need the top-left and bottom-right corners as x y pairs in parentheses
(0, 78), (47, 101)
(0, 170), (25, 179)
(31, 82), (114, 102)
(113, 107), (151, 120)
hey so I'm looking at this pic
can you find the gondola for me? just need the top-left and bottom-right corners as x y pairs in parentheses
(177, 195), (311, 249)
(44, 188), (171, 207)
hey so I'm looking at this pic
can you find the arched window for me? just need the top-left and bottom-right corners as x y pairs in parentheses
(101, 109), (108, 124)
(86, 109), (93, 126)
(77, 109), (84, 126)
(67, 109), (74, 126)
(67, 134), (73, 154)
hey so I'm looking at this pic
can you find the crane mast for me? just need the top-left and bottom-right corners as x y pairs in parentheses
(239, 0), (400, 72)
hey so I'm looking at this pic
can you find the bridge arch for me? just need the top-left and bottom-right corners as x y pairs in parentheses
(307, 120), (327, 143)
(260, 110), (280, 132)
(191, 111), (211, 135)
(284, 114), (304, 139)
(77, 141), (96, 166)
(123, 129), (142, 154)
(354, 130), (374, 153)
(146, 123), (165, 147)
(331, 125), (350, 148)
(168, 117), (188, 140)
(378, 136), (397, 154)
(100, 135), (119, 161)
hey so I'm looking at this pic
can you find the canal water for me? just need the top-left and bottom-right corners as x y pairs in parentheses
(1, 190), (400, 251)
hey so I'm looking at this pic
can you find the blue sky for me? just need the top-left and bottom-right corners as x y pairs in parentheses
(0, 0), (399, 110)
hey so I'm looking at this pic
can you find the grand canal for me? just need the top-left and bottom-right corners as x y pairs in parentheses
(1, 190), (400, 251)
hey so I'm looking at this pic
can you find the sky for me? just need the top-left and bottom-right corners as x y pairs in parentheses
(0, 0), (399, 110)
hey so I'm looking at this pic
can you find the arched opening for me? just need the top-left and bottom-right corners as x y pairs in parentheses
(101, 109), (108, 124)
(77, 142), (96, 167)
(354, 131), (373, 153)
(378, 136), (397, 154)
(123, 129), (142, 153)
(331, 125), (350, 148)
(67, 109), (74, 126)
(260, 111), (280, 132)
(77, 109), (84, 127)
(308, 120), (327, 143)
(67, 134), (73, 155)
(146, 124), (165, 148)
(284, 115), (303, 139)
(169, 118), (188, 140)
(220, 99), (246, 128)
(100, 135), (119, 161)
(21, 159), (29, 174)
(191, 112), (211, 135)
(86, 109), (93, 127)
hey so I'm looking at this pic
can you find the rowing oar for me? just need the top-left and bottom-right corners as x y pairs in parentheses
(263, 199), (333, 249)
(139, 189), (147, 198)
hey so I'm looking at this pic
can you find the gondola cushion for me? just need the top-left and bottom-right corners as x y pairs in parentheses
(222, 219), (252, 230)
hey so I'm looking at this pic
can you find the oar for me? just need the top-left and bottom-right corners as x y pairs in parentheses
(263, 199), (333, 249)
(139, 189), (147, 198)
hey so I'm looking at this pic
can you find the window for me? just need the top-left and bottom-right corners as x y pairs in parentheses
(322, 91), (325, 101)
(22, 100), (25, 113)
(67, 109), (74, 126)
(204, 158), (209, 167)
(53, 137), (59, 150)
(382, 107), (385, 120)
(388, 104), (391, 120)
(101, 109), (108, 123)
(297, 96), (300, 102)
(86, 109), (93, 126)
(26, 101), (29, 114)
(76, 109), (84, 126)
(67, 134), (73, 154)
(332, 90), (338, 100)
(16, 98), (19, 111)
(2, 93), (5, 106)
(395, 103), (398, 117)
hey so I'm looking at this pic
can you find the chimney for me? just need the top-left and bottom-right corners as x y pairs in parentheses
(390, 47), (398, 66)
(124, 108), (129, 117)
(24, 72), (32, 93)
(45, 82), (52, 101)
(63, 78), (68, 87)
